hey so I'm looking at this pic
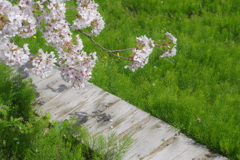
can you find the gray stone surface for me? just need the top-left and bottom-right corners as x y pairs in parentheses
(28, 69), (228, 160)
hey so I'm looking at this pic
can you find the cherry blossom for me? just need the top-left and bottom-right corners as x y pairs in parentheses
(125, 35), (154, 72)
(165, 32), (177, 44)
(59, 51), (98, 89)
(25, 49), (57, 78)
(72, 0), (105, 36)
(0, 40), (30, 66)
(160, 32), (177, 58)
(160, 46), (177, 58)
(0, 0), (23, 40)
(0, 0), (177, 89)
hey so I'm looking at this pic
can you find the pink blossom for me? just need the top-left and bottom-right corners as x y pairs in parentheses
(25, 49), (57, 78)
(0, 40), (30, 66)
(125, 35), (154, 72)
(160, 32), (177, 58)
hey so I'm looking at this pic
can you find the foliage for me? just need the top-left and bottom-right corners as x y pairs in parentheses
(0, 62), (48, 158)
(0, 63), (36, 120)
(0, 104), (50, 159)
(23, 120), (91, 160)
(70, 115), (133, 160)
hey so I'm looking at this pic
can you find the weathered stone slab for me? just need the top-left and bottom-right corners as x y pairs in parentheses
(146, 134), (207, 160)
(124, 121), (178, 160)
(28, 69), (228, 160)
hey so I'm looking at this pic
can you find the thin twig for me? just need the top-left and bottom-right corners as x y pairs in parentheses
(155, 42), (172, 48)
(78, 30), (134, 60)
(66, 8), (77, 9)
(11, 38), (17, 45)
(66, 15), (77, 17)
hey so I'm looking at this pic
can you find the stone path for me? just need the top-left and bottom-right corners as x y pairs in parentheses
(29, 69), (228, 160)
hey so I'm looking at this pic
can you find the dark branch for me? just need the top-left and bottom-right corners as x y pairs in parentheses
(78, 30), (134, 60)
(66, 15), (77, 17)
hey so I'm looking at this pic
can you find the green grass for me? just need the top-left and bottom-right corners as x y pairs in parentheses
(86, 1), (240, 159)
(10, 0), (240, 159)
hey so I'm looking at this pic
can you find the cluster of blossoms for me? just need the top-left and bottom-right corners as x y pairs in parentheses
(160, 32), (177, 58)
(0, 0), (101, 88)
(35, 0), (71, 49)
(125, 35), (154, 72)
(0, 0), (36, 67)
(59, 51), (97, 89)
(0, 0), (177, 89)
(35, 0), (99, 88)
(17, 0), (36, 38)
(25, 49), (57, 78)
(0, 0), (36, 40)
(72, 0), (105, 36)
(0, 40), (30, 66)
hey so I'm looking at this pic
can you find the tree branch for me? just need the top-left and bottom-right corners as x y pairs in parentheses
(66, 15), (77, 17)
(78, 30), (134, 60)
(155, 42), (172, 48)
